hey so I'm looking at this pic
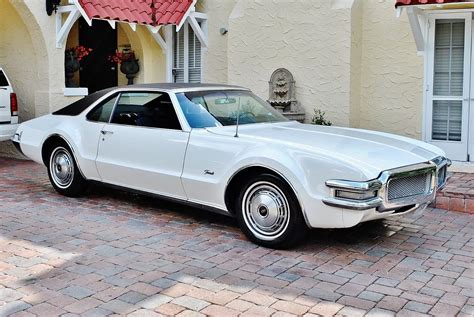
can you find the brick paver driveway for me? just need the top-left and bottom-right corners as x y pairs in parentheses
(0, 158), (473, 317)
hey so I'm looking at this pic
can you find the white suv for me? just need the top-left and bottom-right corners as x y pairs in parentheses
(0, 67), (18, 141)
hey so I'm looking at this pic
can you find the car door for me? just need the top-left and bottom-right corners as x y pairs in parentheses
(95, 91), (189, 199)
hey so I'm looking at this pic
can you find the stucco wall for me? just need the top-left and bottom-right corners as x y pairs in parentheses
(0, 0), (37, 122)
(358, 0), (424, 139)
(0, 0), (40, 157)
(349, 0), (363, 127)
(199, 0), (236, 84)
(225, 0), (354, 126)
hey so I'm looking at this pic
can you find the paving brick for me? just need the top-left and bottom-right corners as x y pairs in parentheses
(201, 304), (239, 316)
(155, 303), (185, 315)
(336, 282), (365, 296)
(172, 296), (210, 311)
(176, 310), (206, 317)
(365, 308), (396, 316)
(61, 285), (94, 300)
(338, 306), (366, 316)
(358, 290), (384, 302)
(127, 309), (164, 317)
(404, 301), (431, 313)
(376, 296), (408, 311)
(337, 296), (376, 310)
(309, 301), (343, 315)
(430, 302), (463, 316)
(63, 297), (104, 314)
(240, 305), (276, 317)
(270, 300), (309, 315)
(99, 299), (136, 314)
(27, 302), (66, 316)
(0, 301), (32, 316)
(225, 299), (255, 312)
(305, 286), (341, 302)
(351, 273), (378, 286)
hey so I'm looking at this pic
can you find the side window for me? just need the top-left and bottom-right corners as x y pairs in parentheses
(111, 92), (181, 130)
(0, 70), (9, 87)
(86, 94), (118, 122)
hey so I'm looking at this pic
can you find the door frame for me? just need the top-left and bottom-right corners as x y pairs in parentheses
(423, 12), (472, 162)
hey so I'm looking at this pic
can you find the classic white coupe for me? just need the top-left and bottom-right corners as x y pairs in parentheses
(12, 84), (450, 248)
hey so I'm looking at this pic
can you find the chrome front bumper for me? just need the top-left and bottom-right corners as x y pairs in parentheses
(322, 156), (451, 211)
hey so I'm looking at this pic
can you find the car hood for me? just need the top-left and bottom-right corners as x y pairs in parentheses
(206, 121), (445, 179)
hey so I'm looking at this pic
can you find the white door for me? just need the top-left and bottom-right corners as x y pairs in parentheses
(426, 15), (472, 162)
(95, 91), (189, 199)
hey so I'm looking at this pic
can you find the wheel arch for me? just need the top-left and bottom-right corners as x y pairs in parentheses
(41, 134), (87, 179)
(224, 165), (309, 226)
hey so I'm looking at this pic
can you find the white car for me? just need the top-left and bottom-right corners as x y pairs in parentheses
(0, 67), (18, 141)
(12, 84), (450, 248)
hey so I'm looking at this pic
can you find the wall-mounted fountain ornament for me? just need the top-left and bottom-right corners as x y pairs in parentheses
(267, 68), (305, 122)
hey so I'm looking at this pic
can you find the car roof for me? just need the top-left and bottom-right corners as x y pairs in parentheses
(121, 83), (249, 93)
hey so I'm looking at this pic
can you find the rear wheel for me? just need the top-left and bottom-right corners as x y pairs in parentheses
(235, 173), (308, 249)
(47, 142), (88, 197)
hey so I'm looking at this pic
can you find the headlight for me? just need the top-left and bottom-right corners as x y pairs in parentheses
(335, 190), (378, 201)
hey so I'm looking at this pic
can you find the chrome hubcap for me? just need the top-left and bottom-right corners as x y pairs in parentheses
(50, 147), (74, 188)
(242, 181), (290, 241)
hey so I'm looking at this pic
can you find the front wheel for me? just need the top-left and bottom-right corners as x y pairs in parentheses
(47, 143), (88, 197)
(235, 173), (308, 249)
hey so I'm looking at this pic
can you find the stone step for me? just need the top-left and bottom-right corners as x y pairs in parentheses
(432, 172), (474, 214)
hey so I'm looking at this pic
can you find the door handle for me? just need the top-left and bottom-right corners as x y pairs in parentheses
(100, 130), (114, 135)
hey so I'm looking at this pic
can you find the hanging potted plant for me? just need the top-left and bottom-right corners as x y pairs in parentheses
(109, 49), (140, 85)
(64, 46), (92, 87)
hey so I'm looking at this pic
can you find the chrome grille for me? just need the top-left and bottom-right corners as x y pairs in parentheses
(387, 173), (431, 201)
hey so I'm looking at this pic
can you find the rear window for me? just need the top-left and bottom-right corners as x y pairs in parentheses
(0, 70), (9, 87)
(53, 88), (116, 116)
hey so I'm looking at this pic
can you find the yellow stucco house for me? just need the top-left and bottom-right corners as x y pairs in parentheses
(0, 0), (473, 163)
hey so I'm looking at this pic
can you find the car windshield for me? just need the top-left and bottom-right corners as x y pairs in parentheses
(176, 90), (288, 128)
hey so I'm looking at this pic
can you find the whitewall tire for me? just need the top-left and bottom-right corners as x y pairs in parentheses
(47, 142), (88, 197)
(235, 173), (308, 249)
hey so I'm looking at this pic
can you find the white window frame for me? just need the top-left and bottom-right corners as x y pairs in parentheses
(170, 20), (207, 83)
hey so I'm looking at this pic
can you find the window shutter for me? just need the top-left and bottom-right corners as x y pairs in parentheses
(173, 26), (185, 83)
(432, 20), (464, 141)
(188, 24), (202, 83)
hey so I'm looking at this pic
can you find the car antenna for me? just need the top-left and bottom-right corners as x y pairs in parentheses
(234, 96), (240, 138)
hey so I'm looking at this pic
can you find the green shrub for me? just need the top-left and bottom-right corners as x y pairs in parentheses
(311, 109), (332, 126)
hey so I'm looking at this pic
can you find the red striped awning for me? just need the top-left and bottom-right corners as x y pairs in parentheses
(78, 0), (193, 26)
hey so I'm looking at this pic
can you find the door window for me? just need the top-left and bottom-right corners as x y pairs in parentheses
(432, 20), (465, 141)
(111, 92), (181, 130)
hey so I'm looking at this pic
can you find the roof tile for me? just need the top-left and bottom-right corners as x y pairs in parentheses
(78, 0), (193, 26)
(395, 0), (466, 7)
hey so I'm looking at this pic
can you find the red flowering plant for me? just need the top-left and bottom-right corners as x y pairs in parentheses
(108, 49), (137, 64)
(65, 45), (93, 61)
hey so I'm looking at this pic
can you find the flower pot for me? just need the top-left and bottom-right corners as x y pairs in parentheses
(64, 54), (80, 87)
(120, 59), (140, 85)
